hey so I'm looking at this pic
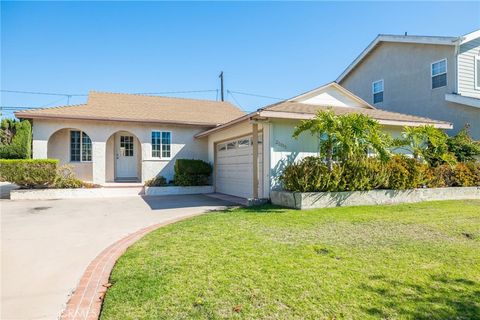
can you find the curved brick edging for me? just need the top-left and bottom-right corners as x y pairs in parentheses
(60, 213), (205, 320)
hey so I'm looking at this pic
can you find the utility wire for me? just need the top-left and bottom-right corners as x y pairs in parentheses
(227, 90), (284, 100)
(39, 96), (68, 108)
(0, 106), (33, 110)
(226, 90), (245, 111)
(133, 89), (217, 95)
(1, 89), (87, 96)
(1, 89), (218, 97)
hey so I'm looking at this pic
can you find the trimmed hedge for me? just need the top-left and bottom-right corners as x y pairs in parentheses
(280, 155), (480, 192)
(174, 159), (212, 186)
(0, 159), (58, 187)
(145, 176), (167, 187)
(0, 119), (32, 159)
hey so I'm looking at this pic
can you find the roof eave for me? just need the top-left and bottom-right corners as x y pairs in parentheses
(14, 113), (220, 128)
(257, 110), (452, 129)
(194, 112), (260, 138)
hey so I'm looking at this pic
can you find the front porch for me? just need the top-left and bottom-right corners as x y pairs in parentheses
(34, 124), (144, 184)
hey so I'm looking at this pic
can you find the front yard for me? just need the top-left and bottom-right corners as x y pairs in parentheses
(100, 200), (480, 319)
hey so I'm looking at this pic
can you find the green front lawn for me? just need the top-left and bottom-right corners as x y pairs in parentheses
(100, 200), (480, 319)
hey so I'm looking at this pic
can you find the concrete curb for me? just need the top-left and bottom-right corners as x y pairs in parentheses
(10, 185), (214, 200)
(59, 212), (206, 320)
(145, 185), (214, 196)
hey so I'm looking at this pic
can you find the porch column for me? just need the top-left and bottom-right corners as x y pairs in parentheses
(92, 141), (106, 184)
(252, 123), (259, 199)
(32, 139), (48, 159)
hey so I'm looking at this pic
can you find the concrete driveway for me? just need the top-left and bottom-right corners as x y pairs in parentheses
(1, 195), (234, 320)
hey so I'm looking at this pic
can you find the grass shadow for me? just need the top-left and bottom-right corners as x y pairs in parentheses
(360, 273), (480, 319)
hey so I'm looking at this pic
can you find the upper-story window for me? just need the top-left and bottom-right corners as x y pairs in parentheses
(151, 131), (171, 158)
(70, 130), (92, 162)
(372, 79), (384, 104)
(475, 55), (480, 90)
(431, 59), (447, 89)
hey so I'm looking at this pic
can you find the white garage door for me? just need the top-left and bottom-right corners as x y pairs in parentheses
(215, 135), (263, 198)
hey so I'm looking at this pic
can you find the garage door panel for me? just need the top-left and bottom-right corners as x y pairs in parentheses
(215, 135), (263, 198)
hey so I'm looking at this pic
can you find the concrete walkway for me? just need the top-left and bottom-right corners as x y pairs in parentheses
(1, 195), (234, 320)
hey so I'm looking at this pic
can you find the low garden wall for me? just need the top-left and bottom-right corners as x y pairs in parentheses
(271, 187), (480, 209)
(10, 187), (145, 200)
(10, 185), (214, 200)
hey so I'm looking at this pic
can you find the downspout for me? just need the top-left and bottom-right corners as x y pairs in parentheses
(453, 37), (462, 94)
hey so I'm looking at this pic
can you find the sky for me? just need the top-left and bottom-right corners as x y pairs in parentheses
(1, 1), (479, 118)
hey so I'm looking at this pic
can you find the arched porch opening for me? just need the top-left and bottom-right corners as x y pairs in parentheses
(47, 128), (93, 182)
(105, 130), (142, 182)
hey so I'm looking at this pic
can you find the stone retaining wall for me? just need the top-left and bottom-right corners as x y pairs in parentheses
(271, 187), (480, 209)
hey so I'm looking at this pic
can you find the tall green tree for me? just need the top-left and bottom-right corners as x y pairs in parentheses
(293, 110), (391, 170)
(0, 119), (32, 159)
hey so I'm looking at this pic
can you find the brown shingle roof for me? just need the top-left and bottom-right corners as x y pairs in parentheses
(263, 101), (451, 126)
(15, 91), (245, 126)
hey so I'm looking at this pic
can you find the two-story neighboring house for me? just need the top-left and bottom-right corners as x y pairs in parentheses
(337, 30), (480, 139)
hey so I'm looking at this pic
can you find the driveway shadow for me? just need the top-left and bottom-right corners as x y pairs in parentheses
(141, 194), (237, 211)
(0, 182), (18, 199)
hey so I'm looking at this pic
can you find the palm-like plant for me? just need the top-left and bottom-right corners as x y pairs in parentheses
(293, 110), (391, 170)
(393, 125), (456, 166)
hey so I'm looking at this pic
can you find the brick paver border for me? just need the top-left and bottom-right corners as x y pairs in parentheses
(60, 212), (205, 320)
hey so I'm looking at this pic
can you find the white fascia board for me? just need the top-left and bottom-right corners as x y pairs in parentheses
(194, 112), (258, 138)
(445, 93), (480, 109)
(460, 29), (480, 45)
(288, 82), (376, 110)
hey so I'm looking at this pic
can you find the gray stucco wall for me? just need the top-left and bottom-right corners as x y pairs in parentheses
(340, 42), (480, 139)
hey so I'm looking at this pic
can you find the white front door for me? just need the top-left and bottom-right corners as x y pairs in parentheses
(115, 133), (137, 180)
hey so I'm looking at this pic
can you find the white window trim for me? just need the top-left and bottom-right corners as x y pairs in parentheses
(70, 130), (92, 163)
(475, 55), (480, 91)
(372, 79), (384, 104)
(151, 130), (172, 160)
(431, 58), (447, 89)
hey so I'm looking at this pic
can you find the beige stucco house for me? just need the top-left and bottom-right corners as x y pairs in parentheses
(16, 83), (451, 199)
(337, 30), (480, 139)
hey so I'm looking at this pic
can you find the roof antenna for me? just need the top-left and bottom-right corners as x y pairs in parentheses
(219, 71), (224, 102)
(404, 31), (408, 36)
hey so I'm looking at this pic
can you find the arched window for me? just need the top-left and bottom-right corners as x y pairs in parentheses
(70, 130), (92, 162)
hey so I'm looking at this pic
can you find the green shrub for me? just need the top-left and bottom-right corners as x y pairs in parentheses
(174, 159), (212, 186)
(465, 161), (480, 186)
(451, 163), (477, 187)
(280, 157), (342, 192)
(384, 155), (427, 190)
(53, 165), (83, 188)
(145, 176), (167, 187)
(427, 163), (479, 188)
(0, 159), (58, 187)
(0, 119), (32, 159)
(280, 157), (387, 192)
(280, 155), (441, 192)
(337, 157), (388, 191)
(447, 126), (480, 162)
